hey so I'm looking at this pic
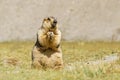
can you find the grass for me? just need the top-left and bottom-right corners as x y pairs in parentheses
(0, 41), (120, 80)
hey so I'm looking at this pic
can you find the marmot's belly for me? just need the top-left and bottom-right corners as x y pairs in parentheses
(38, 50), (63, 68)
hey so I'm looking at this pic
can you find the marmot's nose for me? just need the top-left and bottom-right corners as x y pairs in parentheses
(53, 19), (57, 24)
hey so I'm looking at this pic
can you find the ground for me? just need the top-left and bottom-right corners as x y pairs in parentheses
(0, 41), (120, 80)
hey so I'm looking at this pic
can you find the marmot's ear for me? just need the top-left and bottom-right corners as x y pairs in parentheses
(43, 18), (46, 21)
(47, 17), (50, 21)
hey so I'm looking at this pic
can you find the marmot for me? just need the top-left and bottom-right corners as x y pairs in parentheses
(31, 17), (63, 69)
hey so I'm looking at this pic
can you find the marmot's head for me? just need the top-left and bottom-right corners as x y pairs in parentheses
(42, 16), (58, 31)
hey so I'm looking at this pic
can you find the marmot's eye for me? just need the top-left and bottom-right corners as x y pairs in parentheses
(47, 18), (50, 21)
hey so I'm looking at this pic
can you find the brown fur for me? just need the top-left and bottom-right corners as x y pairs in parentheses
(31, 17), (63, 69)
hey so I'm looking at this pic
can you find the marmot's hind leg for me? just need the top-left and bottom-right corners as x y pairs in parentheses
(32, 59), (42, 69)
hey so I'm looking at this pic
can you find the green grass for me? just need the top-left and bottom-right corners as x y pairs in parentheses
(0, 41), (120, 80)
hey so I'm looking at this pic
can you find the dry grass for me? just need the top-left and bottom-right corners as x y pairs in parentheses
(0, 41), (120, 80)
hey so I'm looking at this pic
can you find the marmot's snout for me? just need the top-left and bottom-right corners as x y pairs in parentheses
(52, 19), (57, 28)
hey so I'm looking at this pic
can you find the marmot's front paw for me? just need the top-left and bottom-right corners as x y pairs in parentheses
(47, 32), (54, 37)
(47, 32), (54, 40)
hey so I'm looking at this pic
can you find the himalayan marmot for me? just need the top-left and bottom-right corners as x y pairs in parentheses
(31, 17), (63, 69)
